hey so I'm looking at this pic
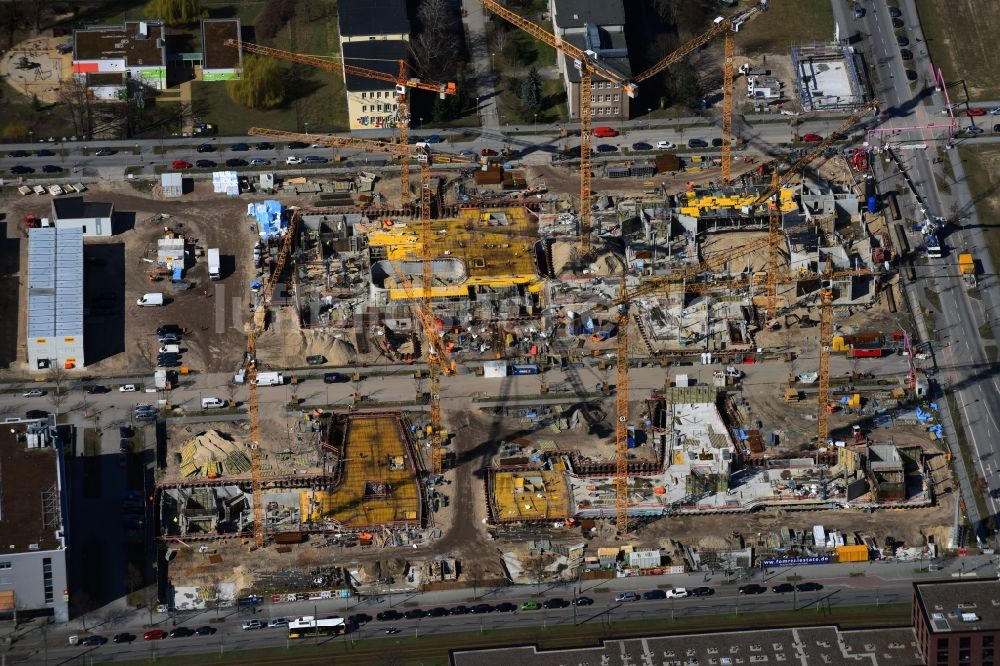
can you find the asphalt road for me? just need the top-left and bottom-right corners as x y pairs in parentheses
(842, 0), (1000, 533)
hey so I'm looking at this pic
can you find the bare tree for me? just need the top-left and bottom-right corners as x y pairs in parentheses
(464, 560), (486, 601)
(58, 80), (95, 138)
(411, 0), (461, 80)
(48, 367), (69, 415)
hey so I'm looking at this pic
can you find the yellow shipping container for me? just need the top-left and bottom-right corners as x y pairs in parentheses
(836, 544), (869, 563)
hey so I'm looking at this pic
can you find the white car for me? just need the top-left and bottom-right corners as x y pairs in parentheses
(988, 104), (1000, 115)
(22, 389), (45, 398)
(119, 384), (137, 392)
(285, 156), (303, 165)
(665, 587), (689, 598)
(267, 617), (290, 628)
(656, 140), (676, 150)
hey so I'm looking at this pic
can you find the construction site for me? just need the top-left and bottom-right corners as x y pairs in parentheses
(152, 0), (963, 605)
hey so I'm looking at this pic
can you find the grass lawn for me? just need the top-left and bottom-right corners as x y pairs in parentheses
(916, 0), (1000, 100)
(958, 145), (1000, 274)
(111, 603), (910, 665)
(497, 77), (567, 126)
(735, 0), (834, 55)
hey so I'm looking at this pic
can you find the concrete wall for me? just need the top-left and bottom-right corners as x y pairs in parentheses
(53, 217), (113, 237)
(0, 549), (69, 622)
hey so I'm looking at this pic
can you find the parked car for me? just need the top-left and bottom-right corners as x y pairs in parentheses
(574, 596), (594, 606)
(495, 602), (518, 613)
(802, 133), (823, 142)
(22, 389), (45, 398)
(143, 629), (166, 641)
(404, 608), (427, 619)
(25, 409), (48, 419)
(42, 165), (63, 173)
(95, 148), (115, 156)
(906, 69), (918, 82)
(195, 159), (216, 168)
(169, 627), (194, 638)
(642, 589), (667, 600)
(346, 614), (371, 624)
(304, 155), (328, 164)
(593, 126), (618, 138)
(687, 138), (708, 149)
(113, 633), (135, 643)
(241, 620), (264, 630)
(225, 158), (247, 167)
(520, 601), (540, 611)
(425, 135), (442, 143)
(288, 141), (308, 149)
(249, 158), (270, 166)
(796, 582), (823, 592)
(8, 150), (28, 157)
(471, 603), (494, 614)
(10, 165), (33, 174)
(157, 324), (182, 336)
(171, 160), (192, 169)
(428, 607), (450, 617)
(458, 150), (477, 158)
(448, 605), (470, 615)
(376, 610), (402, 621)
(197, 144), (214, 153)
(79, 635), (106, 646)
(889, 6), (902, 17)
(119, 384), (137, 392)
(194, 626), (216, 636)
(86, 385), (109, 394)
(711, 138), (725, 147)
(738, 584), (767, 595)
(323, 372), (349, 383)
(664, 588), (688, 599)
(771, 583), (795, 594)
(631, 142), (652, 151)
(306, 355), (326, 365)
(254, 142), (274, 150)
(268, 617), (291, 627)
(35, 149), (54, 157)
(230, 143), (250, 151)
(120, 426), (134, 438)
(994, 124), (1000, 133)
(892, 17), (904, 28)
(656, 140), (676, 150)
(596, 144), (618, 153)
(614, 591), (639, 602)
(896, 35), (909, 47)
(480, 148), (499, 157)
(542, 598), (569, 609)
(967, 108), (986, 117)
(690, 587), (714, 597)
(286, 156), (303, 165)
(900, 49), (913, 61)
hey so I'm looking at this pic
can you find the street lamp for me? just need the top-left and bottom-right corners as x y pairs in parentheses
(533, 113), (537, 135)
(419, 117), (423, 130)
(304, 121), (309, 135)
(491, 52), (496, 71)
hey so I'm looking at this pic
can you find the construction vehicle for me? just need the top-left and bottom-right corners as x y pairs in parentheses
(225, 39), (456, 206)
(959, 253), (977, 286)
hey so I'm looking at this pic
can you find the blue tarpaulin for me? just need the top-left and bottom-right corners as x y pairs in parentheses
(172, 266), (183, 282)
(248, 200), (285, 239)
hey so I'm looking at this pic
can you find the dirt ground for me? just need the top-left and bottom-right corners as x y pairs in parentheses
(3, 180), (272, 374)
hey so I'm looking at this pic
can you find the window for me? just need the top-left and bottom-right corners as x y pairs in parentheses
(361, 92), (366, 99)
(81, 226), (87, 234)
(590, 95), (595, 102)
(0, 576), (10, 585)
(613, 94), (620, 102)
(42, 557), (53, 604)
(960, 637), (971, 649)
(986, 637), (995, 648)
(362, 105), (367, 112)
(938, 639), (949, 650)
(0, 562), (10, 570)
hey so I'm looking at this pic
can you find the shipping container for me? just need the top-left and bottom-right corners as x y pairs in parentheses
(836, 544), (869, 562)
(208, 248), (221, 280)
(850, 347), (883, 359)
(511, 363), (539, 375)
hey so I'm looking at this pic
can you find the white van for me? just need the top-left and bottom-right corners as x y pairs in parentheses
(159, 344), (180, 354)
(201, 397), (226, 409)
(137, 293), (164, 307)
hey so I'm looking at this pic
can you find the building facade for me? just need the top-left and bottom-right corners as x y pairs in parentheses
(26, 228), (84, 372)
(0, 423), (70, 622)
(337, 1), (410, 130)
(72, 21), (167, 98)
(914, 578), (1000, 666)
(549, 0), (632, 121)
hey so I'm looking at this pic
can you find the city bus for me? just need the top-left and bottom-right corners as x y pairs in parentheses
(287, 616), (346, 639)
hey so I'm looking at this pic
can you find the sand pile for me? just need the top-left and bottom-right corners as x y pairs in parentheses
(256, 309), (358, 366)
(550, 240), (623, 276)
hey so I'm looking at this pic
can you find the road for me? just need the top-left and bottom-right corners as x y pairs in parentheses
(9, 551), (994, 664)
(839, 0), (1000, 534)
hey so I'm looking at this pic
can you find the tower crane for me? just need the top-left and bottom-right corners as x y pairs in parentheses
(225, 39), (456, 206)
(247, 128), (473, 474)
(477, 0), (636, 256)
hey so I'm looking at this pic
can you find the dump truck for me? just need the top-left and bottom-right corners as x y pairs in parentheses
(959, 253), (976, 286)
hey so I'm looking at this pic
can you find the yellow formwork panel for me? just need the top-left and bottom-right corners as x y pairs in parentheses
(369, 207), (540, 297)
(678, 188), (797, 218)
(300, 416), (421, 528)
(492, 470), (569, 522)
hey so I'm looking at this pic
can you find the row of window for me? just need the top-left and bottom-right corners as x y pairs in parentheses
(593, 81), (620, 90)
(360, 91), (394, 100)
(361, 104), (399, 113)
(590, 107), (621, 116)
(590, 94), (621, 103)
(43, 557), (53, 604)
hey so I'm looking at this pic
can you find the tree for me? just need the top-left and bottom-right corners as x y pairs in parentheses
(1, 122), (29, 140)
(520, 66), (541, 114)
(58, 80), (95, 137)
(668, 61), (701, 109)
(412, 0), (461, 80)
(48, 367), (69, 416)
(227, 56), (286, 109)
(144, 0), (206, 26)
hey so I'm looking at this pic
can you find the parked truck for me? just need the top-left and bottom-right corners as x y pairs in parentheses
(208, 248), (221, 280)
(959, 253), (977, 286)
(253, 372), (284, 386)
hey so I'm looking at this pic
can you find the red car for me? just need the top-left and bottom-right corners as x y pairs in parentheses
(802, 133), (823, 142)
(171, 160), (192, 169)
(967, 108), (986, 117)
(593, 126), (618, 138)
(480, 148), (498, 157)
(143, 629), (166, 641)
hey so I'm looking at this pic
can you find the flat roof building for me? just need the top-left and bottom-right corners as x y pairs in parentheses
(27, 228), (84, 372)
(0, 423), (70, 622)
(913, 578), (1000, 665)
(72, 21), (167, 97)
(50, 197), (114, 237)
(337, 0), (410, 42)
